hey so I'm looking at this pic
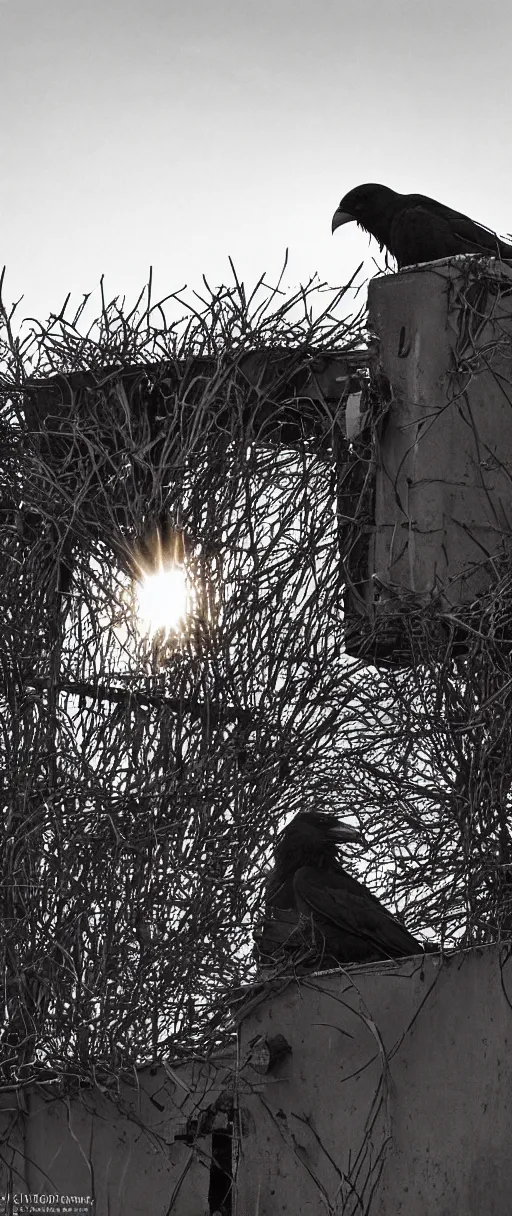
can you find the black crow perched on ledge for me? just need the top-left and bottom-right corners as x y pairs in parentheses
(331, 183), (512, 269)
(255, 810), (430, 969)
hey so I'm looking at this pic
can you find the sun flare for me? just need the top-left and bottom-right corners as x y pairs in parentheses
(135, 564), (189, 637)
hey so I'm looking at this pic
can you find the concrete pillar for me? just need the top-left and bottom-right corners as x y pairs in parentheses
(343, 257), (512, 659)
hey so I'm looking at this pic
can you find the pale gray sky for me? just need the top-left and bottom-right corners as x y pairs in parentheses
(1, 0), (512, 327)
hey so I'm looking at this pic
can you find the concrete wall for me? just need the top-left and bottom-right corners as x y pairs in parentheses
(0, 1051), (236, 1216)
(236, 943), (512, 1216)
(2, 946), (512, 1214)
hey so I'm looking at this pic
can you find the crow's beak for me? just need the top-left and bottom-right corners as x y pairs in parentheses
(330, 824), (365, 845)
(331, 208), (354, 234)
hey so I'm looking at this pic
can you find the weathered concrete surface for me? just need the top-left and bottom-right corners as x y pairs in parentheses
(344, 257), (512, 657)
(2, 945), (512, 1214)
(236, 943), (512, 1216)
(0, 1051), (235, 1216)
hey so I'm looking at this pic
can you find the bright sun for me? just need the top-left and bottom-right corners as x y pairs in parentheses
(135, 565), (189, 637)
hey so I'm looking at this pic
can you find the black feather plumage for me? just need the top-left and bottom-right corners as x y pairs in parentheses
(256, 810), (430, 969)
(332, 183), (512, 269)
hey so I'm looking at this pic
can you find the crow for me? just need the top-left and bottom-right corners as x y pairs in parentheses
(331, 183), (512, 269)
(255, 810), (430, 969)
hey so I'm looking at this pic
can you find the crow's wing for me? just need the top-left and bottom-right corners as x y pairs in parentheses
(264, 864), (296, 910)
(294, 866), (423, 961)
(411, 193), (512, 256)
(392, 200), (512, 268)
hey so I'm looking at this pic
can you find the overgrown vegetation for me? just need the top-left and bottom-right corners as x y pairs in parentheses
(1, 255), (511, 1091)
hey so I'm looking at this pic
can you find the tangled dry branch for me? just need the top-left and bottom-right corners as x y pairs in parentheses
(0, 255), (511, 1093)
